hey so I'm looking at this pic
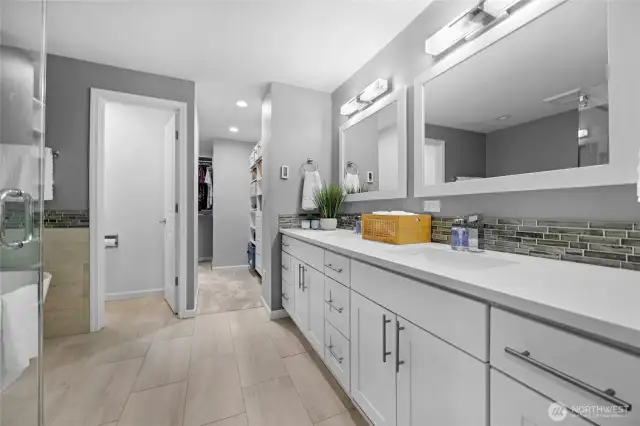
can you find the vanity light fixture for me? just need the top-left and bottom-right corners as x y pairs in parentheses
(340, 78), (390, 116)
(425, 0), (529, 56)
(229, 126), (239, 133)
(236, 100), (248, 108)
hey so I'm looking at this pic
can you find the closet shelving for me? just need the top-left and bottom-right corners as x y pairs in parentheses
(249, 142), (263, 275)
(198, 157), (213, 215)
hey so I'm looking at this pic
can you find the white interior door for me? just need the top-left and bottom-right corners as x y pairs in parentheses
(163, 114), (177, 313)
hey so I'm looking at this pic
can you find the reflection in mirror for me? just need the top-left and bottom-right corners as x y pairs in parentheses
(343, 100), (399, 193)
(422, 0), (608, 185)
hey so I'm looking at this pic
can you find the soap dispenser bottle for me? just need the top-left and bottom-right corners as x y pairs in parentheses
(451, 217), (468, 251)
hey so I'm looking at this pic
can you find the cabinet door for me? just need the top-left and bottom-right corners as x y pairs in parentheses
(351, 292), (397, 426)
(491, 369), (593, 426)
(291, 258), (308, 331)
(397, 320), (488, 426)
(305, 265), (325, 357)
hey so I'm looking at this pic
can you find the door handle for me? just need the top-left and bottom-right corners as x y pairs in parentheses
(301, 266), (307, 291)
(159, 218), (167, 224)
(0, 189), (34, 249)
(396, 320), (405, 372)
(382, 314), (392, 363)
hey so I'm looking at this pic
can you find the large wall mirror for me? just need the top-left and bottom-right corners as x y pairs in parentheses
(339, 87), (407, 201)
(413, 0), (637, 198)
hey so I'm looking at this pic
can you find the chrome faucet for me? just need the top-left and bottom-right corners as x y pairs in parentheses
(465, 214), (484, 252)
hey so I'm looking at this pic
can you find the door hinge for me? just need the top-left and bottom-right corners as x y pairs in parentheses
(175, 203), (179, 213)
(175, 277), (179, 287)
(175, 130), (179, 140)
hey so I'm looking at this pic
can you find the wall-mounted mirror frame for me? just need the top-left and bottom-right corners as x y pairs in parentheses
(339, 86), (407, 202)
(413, 0), (640, 198)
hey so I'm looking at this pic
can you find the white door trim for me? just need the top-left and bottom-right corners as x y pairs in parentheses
(89, 88), (189, 331)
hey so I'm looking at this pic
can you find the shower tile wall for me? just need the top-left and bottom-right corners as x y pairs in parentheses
(3, 206), (91, 338)
(43, 226), (90, 338)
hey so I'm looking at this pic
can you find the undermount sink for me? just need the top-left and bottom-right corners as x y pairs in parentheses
(395, 244), (519, 270)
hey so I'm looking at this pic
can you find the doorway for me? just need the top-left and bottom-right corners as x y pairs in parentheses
(89, 89), (188, 331)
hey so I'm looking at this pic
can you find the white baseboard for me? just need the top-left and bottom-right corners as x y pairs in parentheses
(211, 264), (248, 270)
(105, 288), (164, 301)
(261, 295), (289, 320)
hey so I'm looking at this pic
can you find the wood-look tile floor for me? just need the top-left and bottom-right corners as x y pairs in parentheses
(2, 265), (368, 426)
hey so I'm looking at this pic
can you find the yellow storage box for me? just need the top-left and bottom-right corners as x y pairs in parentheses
(361, 214), (432, 245)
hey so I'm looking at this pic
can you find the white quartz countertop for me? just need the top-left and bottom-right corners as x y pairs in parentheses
(281, 228), (640, 351)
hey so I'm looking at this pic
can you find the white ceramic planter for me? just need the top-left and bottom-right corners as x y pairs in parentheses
(320, 218), (337, 231)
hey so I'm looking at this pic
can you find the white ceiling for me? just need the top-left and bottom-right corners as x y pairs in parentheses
(424, 0), (608, 134)
(3, 0), (433, 143)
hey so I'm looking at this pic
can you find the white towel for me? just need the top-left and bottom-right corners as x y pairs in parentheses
(0, 144), (39, 197)
(302, 171), (322, 211)
(1, 284), (39, 391)
(344, 172), (360, 193)
(44, 147), (54, 201)
(0, 145), (54, 200)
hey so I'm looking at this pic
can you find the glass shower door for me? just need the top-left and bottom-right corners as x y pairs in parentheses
(0, 0), (47, 425)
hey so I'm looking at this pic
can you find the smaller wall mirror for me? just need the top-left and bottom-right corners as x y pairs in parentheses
(339, 87), (407, 202)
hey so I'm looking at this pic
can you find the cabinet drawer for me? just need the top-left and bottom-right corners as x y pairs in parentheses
(324, 250), (350, 287)
(281, 251), (293, 285)
(324, 277), (350, 339)
(281, 235), (324, 271)
(491, 369), (592, 426)
(491, 308), (639, 426)
(325, 321), (350, 392)
(351, 260), (488, 361)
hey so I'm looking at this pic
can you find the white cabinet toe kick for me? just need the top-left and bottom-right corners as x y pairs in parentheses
(279, 230), (640, 426)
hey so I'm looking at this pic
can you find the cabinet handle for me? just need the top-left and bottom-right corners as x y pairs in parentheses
(282, 264), (289, 271)
(326, 336), (343, 364)
(301, 266), (307, 291)
(325, 263), (343, 273)
(282, 293), (289, 301)
(298, 264), (302, 289)
(282, 242), (290, 247)
(396, 320), (405, 373)
(382, 314), (392, 363)
(326, 290), (344, 313)
(504, 347), (632, 412)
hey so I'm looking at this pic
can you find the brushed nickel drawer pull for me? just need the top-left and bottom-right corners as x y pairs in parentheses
(326, 300), (344, 313)
(325, 263), (343, 273)
(504, 347), (632, 412)
(396, 320), (405, 373)
(326, 344), (343, 364)
(282, 293), (289, 301)
(282, 264), (289, 270)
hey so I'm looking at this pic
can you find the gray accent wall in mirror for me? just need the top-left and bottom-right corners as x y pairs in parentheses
(339, 87), (407, 202)
(413, 0), (638, 198)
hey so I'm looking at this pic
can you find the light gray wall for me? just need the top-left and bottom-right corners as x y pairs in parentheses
(425, 124), (486, 182)
(211, 139), (254, 267)
(262, 83), (332, 310)
(198, 215), (213, 261)
(486, 110), (578, 177)
(332, 0), (640, 222)
(45, 54), (199, 309)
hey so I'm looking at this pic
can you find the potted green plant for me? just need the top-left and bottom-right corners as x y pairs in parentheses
(313, 184), (345, 230)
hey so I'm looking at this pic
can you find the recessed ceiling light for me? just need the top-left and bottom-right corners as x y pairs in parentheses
(236, 100), (248, 108)
(229, 127), (239, 133)
(496, 115), (510, 121)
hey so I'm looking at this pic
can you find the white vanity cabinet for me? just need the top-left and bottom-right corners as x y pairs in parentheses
(396, 319), (488, 426)
(282, 238), (325, 360)
(351, 291), (398, 426)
